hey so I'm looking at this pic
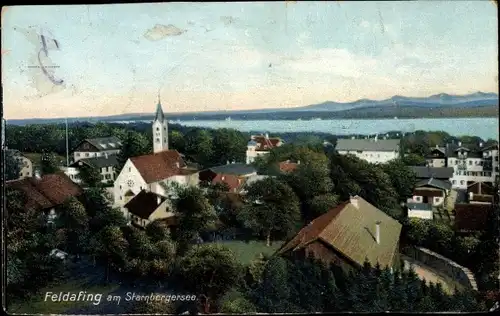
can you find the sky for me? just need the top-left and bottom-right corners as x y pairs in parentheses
(1, 1), (498, 119)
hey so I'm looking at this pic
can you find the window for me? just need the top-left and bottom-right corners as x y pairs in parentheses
(102, 167), (106, 173)
(105, 174), (111, 179)
(452, 180), (456, 184)
(468, 160), (472, 165)
(128, 167), (131, 172)
(157, 127), (160, 131)
(156, 138), (160, 143)
(460, 180), (464, 185)
(120, 196), (122, 200)
(164, 127), (167, 131)
(164, 138), (167, 143)
(455, 160), (458, 165)
(85, 153), (89, 157)
(101, 175), (105, 180)
(120, 185), (122, 189)
(76, 153), (80, 157)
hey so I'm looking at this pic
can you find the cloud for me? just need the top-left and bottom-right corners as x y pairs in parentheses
(143, 24), (186, 41)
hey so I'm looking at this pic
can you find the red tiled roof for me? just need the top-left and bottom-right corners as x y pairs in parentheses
(251, 135), (282, 152)
(6, 172), (83, 211)
(278, 161), (299, 173)
(212, 173), (246, 193)
(130, 150), (188, 184)
(455, 203), (493, 232)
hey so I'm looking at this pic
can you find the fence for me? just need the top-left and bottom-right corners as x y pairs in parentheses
(403, 246), (478, 291)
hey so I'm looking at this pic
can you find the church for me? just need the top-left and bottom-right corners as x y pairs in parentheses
(113, 96), (200, 222)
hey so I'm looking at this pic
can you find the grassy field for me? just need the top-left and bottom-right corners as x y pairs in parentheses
(7, 278), (119, 314)
(211, 240), (284, 265)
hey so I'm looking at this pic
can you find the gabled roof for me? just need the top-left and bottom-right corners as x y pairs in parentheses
(336, 139), (400, 152)
(415, 178), (452, 191)
(70, 155), (119, 169)
(467, 181), (495, 196)
(6, 172), (83, 211)
(129, 150), (189, 184)
(250, 135), (282, 152)
(211, 173), (246, 192)
(124, 190), (170, 219)
(411, 166), (454, 180)
(278, 196), (402, 268)
(208, 163), (257, 176)
(480, 143), (499, 152)
(77, 136), (122, 151)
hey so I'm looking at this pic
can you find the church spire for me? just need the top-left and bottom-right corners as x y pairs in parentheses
(154, 91), (164, 122)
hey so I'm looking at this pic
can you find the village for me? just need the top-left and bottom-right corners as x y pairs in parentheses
(4, 98), (500, 314)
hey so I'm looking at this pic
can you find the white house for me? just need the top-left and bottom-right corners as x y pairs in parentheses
(123, 190), (177, 228)
(246, 134), (283, 164)
(336, 137), (400, 164)
(407, 202), (433, 220)
(113, 98), (199, 217)
(447, 142), (499, 189)
(72, 136), (122, 162)
(65, 154), (119, 184)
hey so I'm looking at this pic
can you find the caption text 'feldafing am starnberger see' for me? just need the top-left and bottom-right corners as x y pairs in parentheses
(44, 291), (198, 306)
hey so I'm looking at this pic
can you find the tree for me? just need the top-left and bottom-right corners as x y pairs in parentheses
(125, 297), (175, 313)
(5, 150), (21, 180)
(89, 226), (129, 282)
(185, 129), (214, 167)
(40, 151), (60, 174)
(169, 130), (186, 152)
(219, 289), (256, 313)
(211, 128), (247, 165)
(146, 220), (171, 243)
(381, 159), (417, 202)
(402, 153), (427, 166)
(176, 244), (242, 313)
(57, 197), (90, 254)
(77, 164), (102, 187)
(116, 130), (150, 170)
(89, 207), (127, 233)
(307, 194), (340, 219)
(238, 177), (301, 246)
(173, 186), (218, 248)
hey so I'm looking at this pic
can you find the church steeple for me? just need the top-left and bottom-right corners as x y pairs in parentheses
(154, 92), (165, 122)
(152, 91), (169, 153)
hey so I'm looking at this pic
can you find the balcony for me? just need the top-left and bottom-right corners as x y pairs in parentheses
(457, 164), (467, 171)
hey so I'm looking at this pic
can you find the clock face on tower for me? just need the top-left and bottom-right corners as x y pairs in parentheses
(126, 179), (134, 187)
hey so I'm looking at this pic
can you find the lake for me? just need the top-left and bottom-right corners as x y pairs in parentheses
(118, 117), (499, 140)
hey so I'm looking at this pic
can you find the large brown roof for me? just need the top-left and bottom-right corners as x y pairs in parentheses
(130, 150), (189, 184)
(278, 196), (402, 268)
(6, 172), (83, 211)
(124, 190), (169, 219)
(278, 161), (299, 173)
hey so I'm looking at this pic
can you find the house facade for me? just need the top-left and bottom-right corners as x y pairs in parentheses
(123, 190), (177, 228)
(411, 178), (451, 206)
(426, 142), (499, 189)
(277, 196), (402, 273)
(335, 137), (400, 164)
(7, 149), (34, 179)
(72, 136), (122, 162)
(65, 154), (118, 184)
(246, 134), (283, 164)
(407, 202), (434, 220)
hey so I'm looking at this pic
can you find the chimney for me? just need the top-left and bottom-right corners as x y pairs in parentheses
(105, 152), (108, 159)
(376, 221), (381, 244)
(436, 144), (439, 148)
(157, 196), (161, 205)
(350, 196), (358, 209)
(480, 142), (484, 148)
(458, 141), (462, 147)
(265, 133), (269, 139)
(34, 170), (41, 179)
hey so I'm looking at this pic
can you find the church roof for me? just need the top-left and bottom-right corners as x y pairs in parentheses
(129, 150), (189, 184)
(154, 101), (165, 122)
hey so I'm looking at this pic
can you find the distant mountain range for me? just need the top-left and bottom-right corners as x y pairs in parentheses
(6, 92), (499, 125)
